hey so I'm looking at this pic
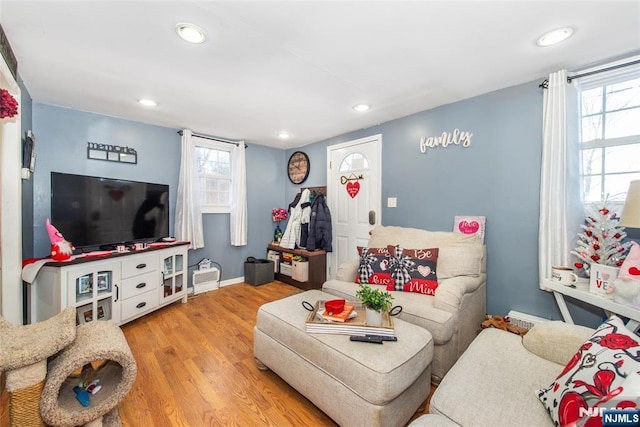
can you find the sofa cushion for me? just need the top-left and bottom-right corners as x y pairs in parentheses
(386, 245), (439, 295)
(537, 316), (640, 427)
(429, 328), (560, 426)
(366, 226), (484, 279)
(523, 321), (594, 365)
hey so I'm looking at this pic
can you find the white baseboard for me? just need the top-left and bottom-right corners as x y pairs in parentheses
(220, 276), (244, 287)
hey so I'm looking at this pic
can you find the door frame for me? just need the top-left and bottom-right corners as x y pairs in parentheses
(326, 134), (382, 279)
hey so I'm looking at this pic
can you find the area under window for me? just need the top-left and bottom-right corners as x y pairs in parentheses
(195, 140), (232, 214)
(579, 72), (640, 212)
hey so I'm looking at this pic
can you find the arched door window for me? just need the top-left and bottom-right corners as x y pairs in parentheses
(339, 152), (369, 172)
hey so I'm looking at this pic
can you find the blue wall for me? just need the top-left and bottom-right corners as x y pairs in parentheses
(30, 103), (285, 280)
(27, 79), (611, 327)
(287, 79), (604, 328)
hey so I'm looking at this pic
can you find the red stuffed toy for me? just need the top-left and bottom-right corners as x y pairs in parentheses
(46, 218), (74, 261)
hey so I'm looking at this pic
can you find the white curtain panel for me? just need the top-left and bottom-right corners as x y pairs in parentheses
(538, 70), (582, 288)
(230, 141), (247, 246)
(175, 129), (205, 249)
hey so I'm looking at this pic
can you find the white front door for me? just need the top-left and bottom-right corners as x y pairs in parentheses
(327, 134), (382, 279)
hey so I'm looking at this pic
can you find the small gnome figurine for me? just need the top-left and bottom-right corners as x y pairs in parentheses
(607, 241), (640, 310)
(46, 218), (74, 261)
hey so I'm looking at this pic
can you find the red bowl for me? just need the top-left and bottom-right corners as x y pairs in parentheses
(325, 299), (345, 314)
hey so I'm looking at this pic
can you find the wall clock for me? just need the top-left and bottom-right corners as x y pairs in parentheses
(287, 151), (310, 184)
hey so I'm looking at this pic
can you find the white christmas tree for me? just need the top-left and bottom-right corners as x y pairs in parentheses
(571, 203), (632, 277)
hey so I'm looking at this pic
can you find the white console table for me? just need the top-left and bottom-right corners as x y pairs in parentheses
(542, 278), (640, 332)
(28, 242), (189, 326)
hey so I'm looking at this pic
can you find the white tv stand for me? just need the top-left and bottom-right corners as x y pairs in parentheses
(28, 242), (189, 326)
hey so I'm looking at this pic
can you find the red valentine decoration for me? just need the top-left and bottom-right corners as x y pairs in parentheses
(593, 243), (600, 250)
(599, 208), (609, 215)
(346, 181), (360, 198)
(458, 220), (480, 234)
(591, 255), (600, 262)
(586, 230), (593, 237)
(614, 233), (621, 239)
(0, 89), (18, 119)
(575, 263), (583, 269)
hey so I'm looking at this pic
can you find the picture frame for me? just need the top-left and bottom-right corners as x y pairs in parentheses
(77, 275), (92, 295)
(96, 272), (110, 292)
(77, 305), (93, 324)
(23, 130), (36, 173)
(97, 300), (111, 321)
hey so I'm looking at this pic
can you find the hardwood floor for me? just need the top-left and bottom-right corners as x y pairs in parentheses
(1, 281), (433, 426)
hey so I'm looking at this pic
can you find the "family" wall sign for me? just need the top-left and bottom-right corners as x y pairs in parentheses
(419, 129), (473, 154)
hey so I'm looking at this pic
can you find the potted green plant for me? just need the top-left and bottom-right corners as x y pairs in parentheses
(355, 284), (394, 325)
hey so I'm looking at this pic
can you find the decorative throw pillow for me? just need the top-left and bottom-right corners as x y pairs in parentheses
(537, 316), (640, 427)
(355, 247), (393, 287)
(385, 245), (439, 295)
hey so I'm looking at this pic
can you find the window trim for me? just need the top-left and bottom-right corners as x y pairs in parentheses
(194, 139), (233, 214)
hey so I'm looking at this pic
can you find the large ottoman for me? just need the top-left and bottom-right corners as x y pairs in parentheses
(254, 290), (434, 427)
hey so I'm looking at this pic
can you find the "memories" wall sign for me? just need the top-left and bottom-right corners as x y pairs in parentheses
(87, 142), (137, 164)
(419, 129), (473, 154)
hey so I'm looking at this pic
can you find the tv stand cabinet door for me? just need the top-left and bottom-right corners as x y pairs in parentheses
(160, 246), (188, 306)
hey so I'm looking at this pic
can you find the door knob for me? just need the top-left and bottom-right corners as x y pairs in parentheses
(369, 210), (376, 225)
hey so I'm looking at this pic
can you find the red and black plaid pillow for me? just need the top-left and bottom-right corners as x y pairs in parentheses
(385, 245), (439, 295)
(355, 246), (393, 287)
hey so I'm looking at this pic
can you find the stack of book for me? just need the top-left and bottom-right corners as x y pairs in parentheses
(305, 300), (396, 337)
(321, 302), (356, 322)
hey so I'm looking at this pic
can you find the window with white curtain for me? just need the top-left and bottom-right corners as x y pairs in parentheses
(194, 139), (232, 213)
(578, 58), (640, 214)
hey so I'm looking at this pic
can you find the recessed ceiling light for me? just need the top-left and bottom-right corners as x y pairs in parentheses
(353, 103), (371, 112)
(277, 131), (291, 139)
(175, 23), (206, 44)
(138, 98), (157, 107)
(536, 27), (574, 47)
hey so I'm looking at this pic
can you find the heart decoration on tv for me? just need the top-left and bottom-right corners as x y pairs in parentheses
(340, 174), (364, 199)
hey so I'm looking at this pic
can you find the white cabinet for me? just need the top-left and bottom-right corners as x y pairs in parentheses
(69, 262), (120, 325)
(30, 244), (189, 325)
(160, 247), (187, 305)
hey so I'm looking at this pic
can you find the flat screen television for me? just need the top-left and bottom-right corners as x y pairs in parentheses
(51, 172), (170, 251)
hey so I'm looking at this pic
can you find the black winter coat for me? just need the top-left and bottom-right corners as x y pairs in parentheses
(306, 195), (332, 252)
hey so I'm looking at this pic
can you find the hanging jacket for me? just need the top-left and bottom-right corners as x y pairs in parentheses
(280, 189), (311, 249)
(306, 194), (333, 252)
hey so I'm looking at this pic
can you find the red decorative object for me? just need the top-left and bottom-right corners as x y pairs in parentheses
(0, 89), (18, 119)
(346, 181), (360, 198)
(271, 208), (287, 222)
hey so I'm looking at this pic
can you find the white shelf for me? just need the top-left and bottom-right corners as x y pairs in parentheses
(542, 278), (640, 332)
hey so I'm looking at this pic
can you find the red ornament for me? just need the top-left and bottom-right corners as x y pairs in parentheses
(593, 243), (600, 250)
(614, 233), (621, 239)
(591, 255), (600, 262)
(600, 208), (609, 215)
(617, 261), (623, 267)
(586, 230), (593, 237)
(575, 263), (584, 269)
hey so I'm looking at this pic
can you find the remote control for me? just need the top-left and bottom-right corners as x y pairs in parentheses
(350, 335), (383, 344)
(366, 335), (398, 342)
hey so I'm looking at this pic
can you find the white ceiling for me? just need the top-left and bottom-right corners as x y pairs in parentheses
(1, 1), (639, 149)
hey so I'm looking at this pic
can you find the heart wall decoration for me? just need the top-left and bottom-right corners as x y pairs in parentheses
(341, 173), (364, 199)
(346, 181), (360, 198)
(453, 215), (486, 243)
